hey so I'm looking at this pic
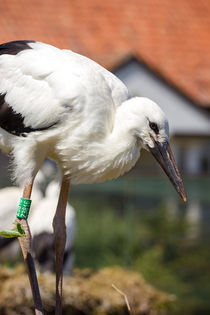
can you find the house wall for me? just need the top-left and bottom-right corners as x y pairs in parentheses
(114, 59), (210, 175)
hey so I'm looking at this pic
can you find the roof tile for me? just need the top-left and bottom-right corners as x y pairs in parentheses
(0, 0), (210, 107)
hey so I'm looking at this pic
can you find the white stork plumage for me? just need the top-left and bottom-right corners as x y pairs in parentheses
(0, 40), (186, 314)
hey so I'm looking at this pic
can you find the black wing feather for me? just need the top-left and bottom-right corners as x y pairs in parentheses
(0, 94), (57, 137)
(0, 40), (35, 55)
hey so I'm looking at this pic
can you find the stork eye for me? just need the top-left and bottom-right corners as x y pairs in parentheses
(149, 122), (159, 134)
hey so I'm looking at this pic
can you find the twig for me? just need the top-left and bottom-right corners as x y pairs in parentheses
(112, 283), (133, 315)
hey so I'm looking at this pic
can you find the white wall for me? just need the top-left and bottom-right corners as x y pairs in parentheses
(114, 60), (210, 136)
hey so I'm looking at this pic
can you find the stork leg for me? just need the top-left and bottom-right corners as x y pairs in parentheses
(53, 176), (70, 315)
(15, 181), (43, 315)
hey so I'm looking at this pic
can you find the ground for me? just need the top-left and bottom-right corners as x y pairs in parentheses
(0, 265), (174, 315)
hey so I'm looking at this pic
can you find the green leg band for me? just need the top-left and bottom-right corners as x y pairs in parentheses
(16, 198), (32, 220)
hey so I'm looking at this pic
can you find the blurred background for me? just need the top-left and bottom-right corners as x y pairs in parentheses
(0, 0), (210, 314)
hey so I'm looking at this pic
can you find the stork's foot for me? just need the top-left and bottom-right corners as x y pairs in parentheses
(53, 207), (67, 314)
(16, 217), (43, 315)
(16, 181), (43, 315)
(53, 176), (70, 315)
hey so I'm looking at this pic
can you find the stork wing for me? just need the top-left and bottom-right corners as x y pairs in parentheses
(0, 41), (69, 136)
(0, 40), (129, 137)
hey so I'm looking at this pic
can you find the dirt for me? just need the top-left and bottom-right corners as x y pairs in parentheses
(0, 265), (175, 314)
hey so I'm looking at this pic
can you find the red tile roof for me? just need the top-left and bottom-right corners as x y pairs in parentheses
(1, 0), (210, 107)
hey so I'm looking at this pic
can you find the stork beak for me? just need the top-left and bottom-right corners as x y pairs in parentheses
(148, 140), (187, 202)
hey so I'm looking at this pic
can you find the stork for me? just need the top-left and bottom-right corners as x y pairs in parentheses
(0, 40), (186, 315)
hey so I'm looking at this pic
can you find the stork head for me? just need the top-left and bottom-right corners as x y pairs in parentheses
(123, 97), (187, 201)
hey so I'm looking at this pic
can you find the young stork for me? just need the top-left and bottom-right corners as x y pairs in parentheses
(0, 40), (186, 314)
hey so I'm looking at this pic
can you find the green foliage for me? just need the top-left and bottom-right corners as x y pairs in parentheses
(0, 222), (25, 238)
(71, 193), (210, 314)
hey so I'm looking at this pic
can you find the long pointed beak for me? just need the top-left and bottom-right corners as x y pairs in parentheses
(148, 140), (187, 202)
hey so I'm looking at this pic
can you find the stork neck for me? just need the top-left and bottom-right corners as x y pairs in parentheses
(100, 106), (140, 178)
